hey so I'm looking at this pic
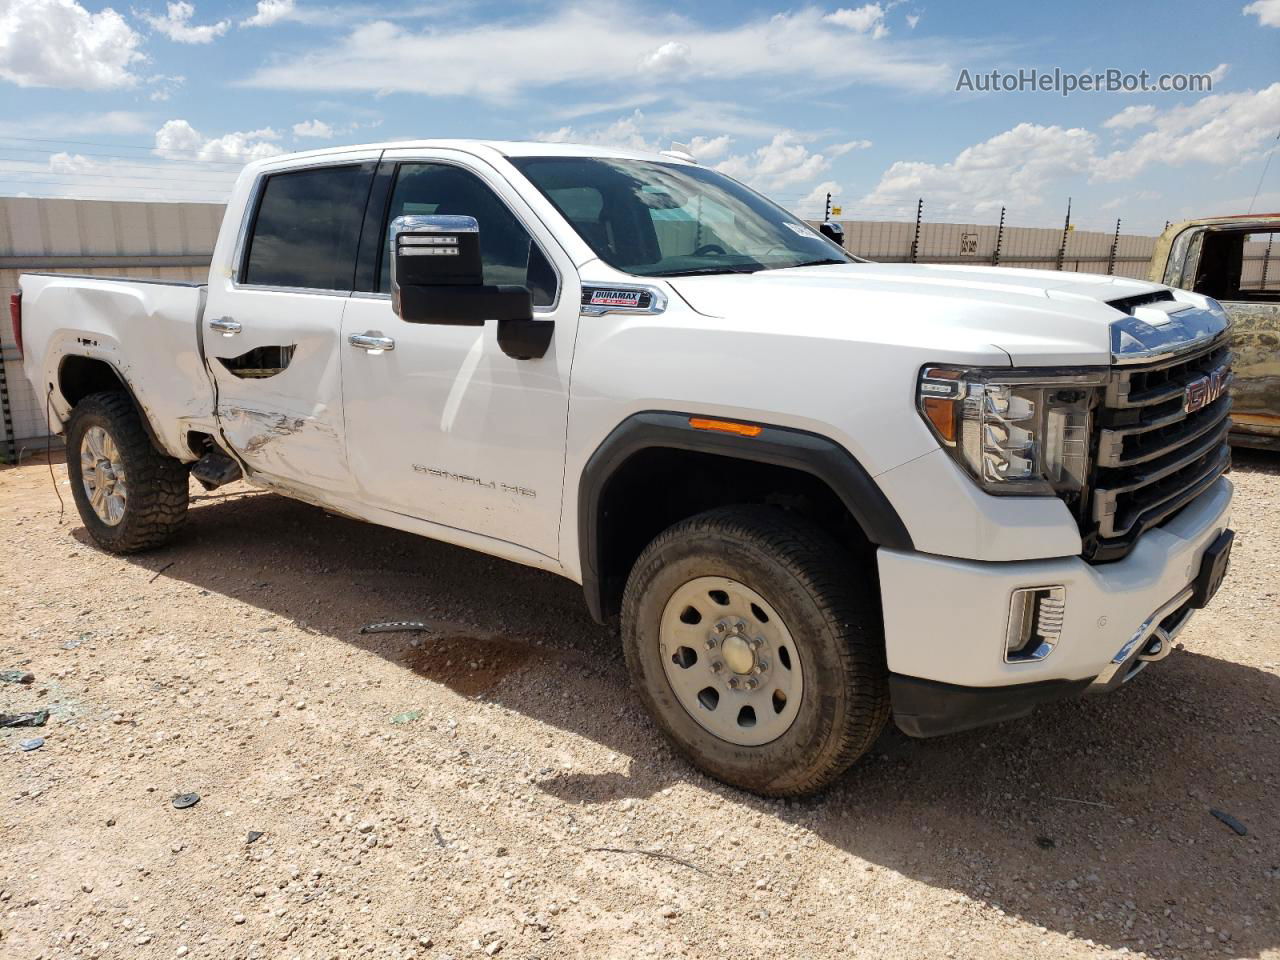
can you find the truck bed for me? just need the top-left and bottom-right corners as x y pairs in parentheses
(19, 273), (217, 461)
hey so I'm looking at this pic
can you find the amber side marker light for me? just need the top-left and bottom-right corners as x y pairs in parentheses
(688, 417), (763, 438)
(921, 395), (959, 444)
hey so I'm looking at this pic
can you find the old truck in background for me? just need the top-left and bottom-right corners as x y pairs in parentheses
(1151, 214), (1280, 451)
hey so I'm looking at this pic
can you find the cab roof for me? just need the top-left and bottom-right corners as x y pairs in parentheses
(250, 139), (687, 171)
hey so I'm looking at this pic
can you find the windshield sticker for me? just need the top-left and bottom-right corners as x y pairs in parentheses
(783, 223), (815, 238)
(588, 289), (644, 307)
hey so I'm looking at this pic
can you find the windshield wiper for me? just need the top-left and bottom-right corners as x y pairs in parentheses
(650, 265), (764, 277)
(784, 258), (850, 269)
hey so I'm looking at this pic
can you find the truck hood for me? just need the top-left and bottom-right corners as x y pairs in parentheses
(665, 262), (1175, 366)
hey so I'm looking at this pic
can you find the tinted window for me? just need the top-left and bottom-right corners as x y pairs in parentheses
(242, 165), (371, 290)
(378, 163), (557, 307)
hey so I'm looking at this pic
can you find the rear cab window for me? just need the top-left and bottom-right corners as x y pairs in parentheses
(240, 164), (374, 291)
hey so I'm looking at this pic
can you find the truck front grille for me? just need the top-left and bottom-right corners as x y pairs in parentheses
(1085, 336), (1232, 562)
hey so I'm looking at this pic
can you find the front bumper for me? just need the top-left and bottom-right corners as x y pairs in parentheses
(879, 476), (1233, 737)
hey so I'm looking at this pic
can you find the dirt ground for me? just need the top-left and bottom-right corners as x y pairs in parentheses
(1, 448), (1277, 960)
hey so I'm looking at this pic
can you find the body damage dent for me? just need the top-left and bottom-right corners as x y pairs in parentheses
(219, 406), (345, 483)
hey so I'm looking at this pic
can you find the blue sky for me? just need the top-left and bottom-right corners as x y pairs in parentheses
(0, 0), (1277, 232)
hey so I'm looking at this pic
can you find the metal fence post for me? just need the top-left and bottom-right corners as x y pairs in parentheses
(992, 206), (1006, 266)
(1055, 198), (1072, 271)
(910, 198), (923, 264)
(1263, 232), (1274, 290)
(1107, 218), (1121, 276)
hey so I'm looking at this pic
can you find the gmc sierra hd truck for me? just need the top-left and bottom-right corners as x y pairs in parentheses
(15, 141), (1235, 796)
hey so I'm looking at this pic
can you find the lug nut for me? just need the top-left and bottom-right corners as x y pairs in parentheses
(753, 661), (767, 674)
(714, 622), (727, 634)
(744, 678), (759, 690)
(710, 660), (724, 673)
(727, 677), (739, 689)
(748, 636), (763, 649)
(706, 637), (718, 650)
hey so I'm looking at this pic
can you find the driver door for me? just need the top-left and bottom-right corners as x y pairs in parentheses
(339, 150), (580, 559)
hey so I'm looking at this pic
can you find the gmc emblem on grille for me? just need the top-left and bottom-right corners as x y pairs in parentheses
(1184, 367), (1230, 414)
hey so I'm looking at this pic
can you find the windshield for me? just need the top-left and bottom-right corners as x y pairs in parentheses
(509, 157), (859, 277)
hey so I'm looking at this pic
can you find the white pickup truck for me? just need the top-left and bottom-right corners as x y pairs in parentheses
(15, 140), (1236, 796)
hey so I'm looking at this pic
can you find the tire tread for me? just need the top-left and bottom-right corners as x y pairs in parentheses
(621, 505), (890, 796)
(67, 391), (189, 553)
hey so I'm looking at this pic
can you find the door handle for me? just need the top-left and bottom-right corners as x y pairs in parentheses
(348, 332), (396, 353)
(208, 317), (242, 337)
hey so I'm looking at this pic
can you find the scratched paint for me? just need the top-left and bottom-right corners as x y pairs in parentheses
(219, 404), (348, 486)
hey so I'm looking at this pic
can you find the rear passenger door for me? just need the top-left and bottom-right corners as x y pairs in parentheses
(203, 155), (378, 496)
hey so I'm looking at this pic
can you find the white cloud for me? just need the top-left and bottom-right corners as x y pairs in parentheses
(905, 13), (920, 28)
(244, 4), (952, 98)
(0, 110), (151, 137)
(715, 132), (834, 191)
(0, 0), (144, 89)
(154, 119), (285, 162)
(688, 134), (732, 162)
(240, 0), (294, 27)
(1104, 105), (1158, 130)
(48, 151), (98, 174)
(1093, 82), (1280, 180)
(1101, 190), (1160, 211)
(824, 3), (888, 38)
(1243, 0), (1280, 27)
(534, 110), (656, 151)
(800, 180), (844, 216)
(638, 40), (690, 74)
(862, 123), (1097, 215)
(828, 138), (872, 156)
(146, 73), (184, 100)
(142, 1), (229, 43)
(1208, 62), (1230, 83)
(292, 118), (334, 138)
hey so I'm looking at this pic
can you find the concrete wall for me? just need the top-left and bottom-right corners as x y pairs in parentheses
(828, 218), (1159, 278)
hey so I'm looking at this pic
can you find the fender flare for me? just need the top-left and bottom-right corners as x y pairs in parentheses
(577, 411), (914, 622)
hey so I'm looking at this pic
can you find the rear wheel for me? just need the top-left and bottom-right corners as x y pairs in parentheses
(66, 391), (189, 553)
(621, 505), (889, 796)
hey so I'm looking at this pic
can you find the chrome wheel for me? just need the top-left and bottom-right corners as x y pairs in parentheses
(659, 576), (804, 747)
(80, 425), (128, 526)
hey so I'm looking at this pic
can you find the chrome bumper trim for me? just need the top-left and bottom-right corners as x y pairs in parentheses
(1091, 586), (1195, 688)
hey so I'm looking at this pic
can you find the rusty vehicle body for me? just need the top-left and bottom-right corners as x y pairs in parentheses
(1151, 214), (1280, 450)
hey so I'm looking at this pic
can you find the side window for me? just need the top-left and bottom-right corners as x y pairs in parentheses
(241, 164), (371, 291)
(378, 163), (557, 307)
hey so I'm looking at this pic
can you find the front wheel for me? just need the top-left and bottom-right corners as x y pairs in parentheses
(621, 506), (889, 796)
(66, 391), (190, 553)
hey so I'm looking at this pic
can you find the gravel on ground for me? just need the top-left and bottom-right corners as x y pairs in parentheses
(1, 449), (1277, 960)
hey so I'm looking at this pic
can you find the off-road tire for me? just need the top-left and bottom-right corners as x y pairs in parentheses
(621, 505), (890, 796)
(66, 391), (189, 553)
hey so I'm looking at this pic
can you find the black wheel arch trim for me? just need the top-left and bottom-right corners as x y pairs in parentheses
(578, 410), (913, 623)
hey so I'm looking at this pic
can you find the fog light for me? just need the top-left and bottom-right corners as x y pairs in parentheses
(1005, 586), (1065, 662)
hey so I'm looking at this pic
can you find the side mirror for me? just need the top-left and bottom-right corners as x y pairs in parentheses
(819, 220), (845, 248)
(389, 215), (552, 359)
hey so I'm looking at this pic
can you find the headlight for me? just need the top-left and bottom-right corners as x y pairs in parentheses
(917, 366), (1107, 496)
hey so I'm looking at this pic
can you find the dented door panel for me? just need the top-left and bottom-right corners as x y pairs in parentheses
(201, 290), (351, 491)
